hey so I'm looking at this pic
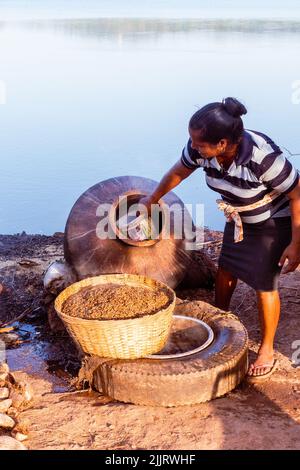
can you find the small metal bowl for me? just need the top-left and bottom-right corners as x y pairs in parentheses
(146, 314), (214, 359)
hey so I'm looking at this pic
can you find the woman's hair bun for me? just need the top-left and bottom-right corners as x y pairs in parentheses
(222, 97), (247, 118)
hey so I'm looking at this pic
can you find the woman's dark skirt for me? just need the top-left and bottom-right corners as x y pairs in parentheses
(218, 216), (292, 291)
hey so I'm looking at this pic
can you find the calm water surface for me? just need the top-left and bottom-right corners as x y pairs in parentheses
(0, 3), (300, 233)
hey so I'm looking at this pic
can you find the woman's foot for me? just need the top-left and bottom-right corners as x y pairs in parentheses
(247, 350), (275, 378)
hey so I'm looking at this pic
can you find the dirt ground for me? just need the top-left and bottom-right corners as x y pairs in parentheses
(0, 232), (300, 450)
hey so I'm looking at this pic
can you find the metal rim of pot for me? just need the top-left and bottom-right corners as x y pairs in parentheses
(146, 314), (215, 360)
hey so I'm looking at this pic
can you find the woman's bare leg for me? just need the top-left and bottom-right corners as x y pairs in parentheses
(247, 290), (280, 376)
(214, 266), (238, 311)
(215, 268), (279, 376)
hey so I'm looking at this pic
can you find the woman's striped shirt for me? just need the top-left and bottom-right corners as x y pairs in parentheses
(181, 129), (299, 224)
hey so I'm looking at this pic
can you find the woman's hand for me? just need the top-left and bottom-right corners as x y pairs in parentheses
(138, 196), (157, 217)
(136, 158), (195, 219)
(278, 242), (300, 274)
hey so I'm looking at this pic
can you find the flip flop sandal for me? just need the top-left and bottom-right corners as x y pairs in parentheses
(246, 359), (278, 383)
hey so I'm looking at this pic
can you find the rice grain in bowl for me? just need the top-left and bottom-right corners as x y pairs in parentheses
(54, 274), (176, 358)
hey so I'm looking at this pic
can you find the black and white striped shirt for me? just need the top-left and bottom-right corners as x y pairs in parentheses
(181, 129), (299, 224)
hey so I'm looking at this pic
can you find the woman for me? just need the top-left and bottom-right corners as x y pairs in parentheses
(140, 97), (300, 381)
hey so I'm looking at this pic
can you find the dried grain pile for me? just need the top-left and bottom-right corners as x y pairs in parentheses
(62, 283), (172, 320)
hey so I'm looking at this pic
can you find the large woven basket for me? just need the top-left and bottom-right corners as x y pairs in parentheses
(54, 274), (176, 359)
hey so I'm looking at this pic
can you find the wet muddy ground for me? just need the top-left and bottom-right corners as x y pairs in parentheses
(0, 233), (79, 393)
(1, 231), (300, 450)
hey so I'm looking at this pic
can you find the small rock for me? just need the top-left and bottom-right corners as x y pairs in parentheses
(18, 259), (40, 267)
(10, 389), (26, 409)
(0, 398), (12, 413)
(6, 406), (18, 419)
(0, 412), (15, 429)
(10, 382), (33, 409)
(11, 431), (28, 442)
(0, 363), (9, 374)
(13, 419), (30, 436)
(0, 372), (9, 384)
(0, 436), (27, 450)
(0, 387), (9, 399)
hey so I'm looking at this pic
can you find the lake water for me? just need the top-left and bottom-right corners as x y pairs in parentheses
(1, 1), (300, 234)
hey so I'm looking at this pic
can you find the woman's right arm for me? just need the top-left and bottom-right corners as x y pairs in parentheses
(139, 159), (197, 211)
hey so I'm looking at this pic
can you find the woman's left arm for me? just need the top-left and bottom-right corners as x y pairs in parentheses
(278, 179), (300, 273)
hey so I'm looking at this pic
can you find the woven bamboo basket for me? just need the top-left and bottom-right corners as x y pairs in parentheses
(54, 274), (176, 359)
